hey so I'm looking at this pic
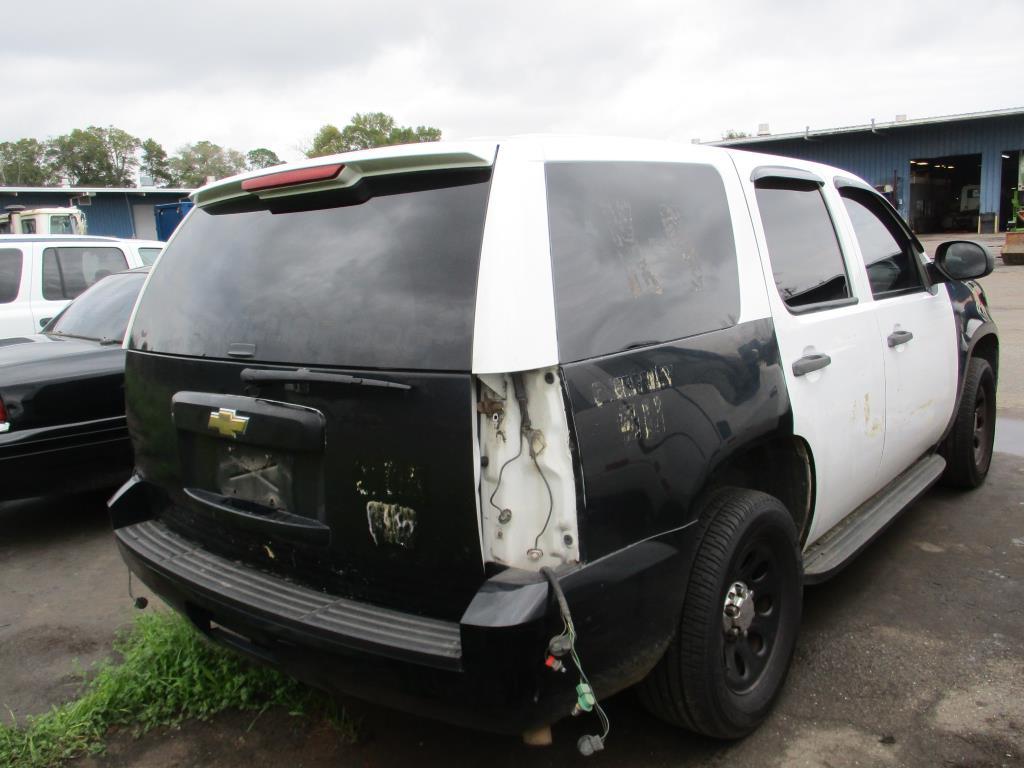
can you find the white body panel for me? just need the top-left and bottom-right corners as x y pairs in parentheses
(0, 236), (146, 339)
(730, 151), (891, 546)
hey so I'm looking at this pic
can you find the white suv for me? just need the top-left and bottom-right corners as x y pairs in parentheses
(0, 235), (160, 337)
(109, 137), (997, 749)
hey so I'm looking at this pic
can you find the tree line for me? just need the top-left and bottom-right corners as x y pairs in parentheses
(0, 113), (442, 189)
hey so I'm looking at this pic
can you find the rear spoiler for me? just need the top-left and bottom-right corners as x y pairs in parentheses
(191, 142), (498, 209)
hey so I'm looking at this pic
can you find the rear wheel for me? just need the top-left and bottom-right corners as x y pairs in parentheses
(942, 357), (996, 489)
(639, 487), (802, 739)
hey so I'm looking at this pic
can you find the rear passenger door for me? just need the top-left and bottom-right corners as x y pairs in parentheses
(834, 184), (957, 483)
(0, 245), (32, 337)
(739, 165), (886, 546)
(32, 245), (129, 328)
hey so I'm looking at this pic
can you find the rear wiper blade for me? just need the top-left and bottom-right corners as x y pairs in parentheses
(240, 367), (411, 391)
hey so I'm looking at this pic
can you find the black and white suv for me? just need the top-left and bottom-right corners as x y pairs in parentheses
(110, 137), (997, 748)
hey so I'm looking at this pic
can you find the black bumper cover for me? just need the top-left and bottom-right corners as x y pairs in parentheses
(111, 479), (697, 733)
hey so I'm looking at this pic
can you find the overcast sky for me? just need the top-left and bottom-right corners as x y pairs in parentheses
(2, 0), (1018, 162)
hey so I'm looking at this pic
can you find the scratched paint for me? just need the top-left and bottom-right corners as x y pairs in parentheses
(617, 394), (665, 443)
(593, 364), (674, 408)
(366, 501), (417, 547)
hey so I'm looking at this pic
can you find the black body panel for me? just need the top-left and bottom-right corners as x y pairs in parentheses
(112, 502), (700, 733)
(939, 279), (998, 442)
(0, 334), (130, 500)
(561, 318), (791, 560)
(125, 350), (485, 621)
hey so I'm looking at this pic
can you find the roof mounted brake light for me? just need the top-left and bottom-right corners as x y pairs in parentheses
(241, 163), (345, 193)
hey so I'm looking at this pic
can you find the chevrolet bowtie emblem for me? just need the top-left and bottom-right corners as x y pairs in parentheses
(207, 407), (250, 439)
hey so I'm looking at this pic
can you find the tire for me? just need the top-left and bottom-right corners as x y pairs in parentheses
(941, 357), (996, 489)
(639, 487), (802, 739)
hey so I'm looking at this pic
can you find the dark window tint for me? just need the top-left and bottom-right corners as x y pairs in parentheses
(0, 248), (23, 303)
(840, 188), (924, 297)
(547, 162), (739, 361)
(755, 180), (851, 309)
(41, 247), (129, 300)
(130, 170), (491, 370)
(49, 272), (146, 342)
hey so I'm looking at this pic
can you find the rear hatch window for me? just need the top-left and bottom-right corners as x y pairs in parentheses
(130, 169), (492, 370)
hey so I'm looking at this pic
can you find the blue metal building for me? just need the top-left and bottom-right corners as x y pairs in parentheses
(716, 107), (1024, 233)
(0, 186), (192, 239)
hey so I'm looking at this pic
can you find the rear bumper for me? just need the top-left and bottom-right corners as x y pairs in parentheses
(111, 479), (698, 733)
(0, 416), (131, 500)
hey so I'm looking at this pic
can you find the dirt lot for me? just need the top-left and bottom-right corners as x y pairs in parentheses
(2, 242), (1022, 767)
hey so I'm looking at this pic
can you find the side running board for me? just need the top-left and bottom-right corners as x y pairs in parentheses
(803, 453), (946, 583)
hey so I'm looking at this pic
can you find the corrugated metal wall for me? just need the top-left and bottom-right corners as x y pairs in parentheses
(726, 114), (1024, 228)
(0, 191), (188, 238)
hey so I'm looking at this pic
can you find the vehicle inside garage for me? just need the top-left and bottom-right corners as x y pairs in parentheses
(907, 153), (982, 233)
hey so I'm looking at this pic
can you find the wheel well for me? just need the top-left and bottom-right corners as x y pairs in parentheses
(971, 333), (999, 383)
(705, 436), (814, 544)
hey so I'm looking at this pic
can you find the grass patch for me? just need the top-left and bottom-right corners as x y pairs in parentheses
(0, 611), (356, 768)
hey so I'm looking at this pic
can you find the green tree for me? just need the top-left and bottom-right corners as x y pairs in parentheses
(305, 112), (442, 158)
(46, 125), (141, 186)
(140, 138), (174, 186)
(721, 129), (750, 140)
(307, 124), (345, 158)
(246, 147), (283, 170)
(0, 138), (51, 185)
(169, 141), (247, 187)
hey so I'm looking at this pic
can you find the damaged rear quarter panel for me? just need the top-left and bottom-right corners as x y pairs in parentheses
(561, 318), (791, 560)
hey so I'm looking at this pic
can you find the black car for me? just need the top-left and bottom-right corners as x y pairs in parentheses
(110, 139), (996, 751)
(0, 267), (149, 501)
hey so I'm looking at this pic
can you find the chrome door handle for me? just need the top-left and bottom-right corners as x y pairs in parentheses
(792, 353), (832, 377)
(887, 330), (914, 347)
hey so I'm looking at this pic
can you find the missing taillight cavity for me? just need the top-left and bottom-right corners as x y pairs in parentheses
(241, 163), (345, 192)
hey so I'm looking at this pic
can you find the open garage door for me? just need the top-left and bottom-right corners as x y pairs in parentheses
(1000, 150), (1023, 232)
(908, 153), (981, 234)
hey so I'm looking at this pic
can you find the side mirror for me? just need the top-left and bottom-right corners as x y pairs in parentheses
(933, 240), (994, 282)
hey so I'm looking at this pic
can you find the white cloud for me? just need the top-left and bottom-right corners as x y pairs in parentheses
(1, 0), (1018, 161)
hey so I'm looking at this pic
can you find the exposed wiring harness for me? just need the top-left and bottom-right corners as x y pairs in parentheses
(486, 373), (555, 558)
(540, 566), (610, 756)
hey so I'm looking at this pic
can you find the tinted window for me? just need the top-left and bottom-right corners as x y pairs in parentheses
(547, 162), (739, 361)
(840, 188), (924, 297)
(41, 247), (129, 300)
(131, 170), (491, 370)
(0, 248), (23, 303)
(50, 272), (146, 342)
(755, 180), (851, 309)
(21, 219), (36, 234)
(138, 247), (162, 265)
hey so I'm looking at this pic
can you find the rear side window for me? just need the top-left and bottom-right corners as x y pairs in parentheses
(130, 170), (491, 370)
(42, 247), (129, 300)
(0, 248), (23, 303)
(137, 247), (162, 265)
(21, 219), (36, 234)
(840, 188), (924, 297)
(546, 162), (739, 361)
(755, 179), (851, 310)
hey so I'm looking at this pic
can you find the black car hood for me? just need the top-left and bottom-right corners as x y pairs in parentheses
(0, 335), (126, 431)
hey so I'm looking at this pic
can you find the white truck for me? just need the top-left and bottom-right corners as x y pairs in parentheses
(0, 205), (87, 235)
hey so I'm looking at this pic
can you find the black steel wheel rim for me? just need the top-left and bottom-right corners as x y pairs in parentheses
(973, 384), (992, 469)
(722, 541), (782, 694)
